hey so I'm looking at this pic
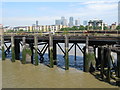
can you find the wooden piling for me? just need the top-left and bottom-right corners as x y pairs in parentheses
(22, 37), (26, 64)
(14, 39), (20, 60)
(53, 41), (57, 65)
(106, 47), (111, 83)
(74, 43), (77, 62)
(83, 36), (89, 72)
(49, 34), (53, 68)
(11, 36), (15, 62)
(117, 52), (120, 86)
(100, 46), (104, 79)
(29, 43), (34, 64)
(1, 35), (5, 60)
(34, 36), (38, 66)
(65, 34), (69, 70)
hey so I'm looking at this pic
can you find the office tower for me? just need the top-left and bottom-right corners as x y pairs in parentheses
(55, 20), (61, 25)
(61, 16), (67, 26)
(36, 20), (38, 26)
(83, 21), (88, 26)
(75, 18), (80, 26)
(118, 1), (120, 25)
(69, 17), (74, 27)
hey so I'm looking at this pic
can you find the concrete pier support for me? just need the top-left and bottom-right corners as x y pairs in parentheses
(14, 39), (20, 60)
(22, 37), (26, 64)
(49, 34), (53, 68)
(34, 36), (38, 66)
(65, 35), (69, 70)
(11, 36), (15, 62)
(1, 35), (5, 60)
(53, 41), (57, 65)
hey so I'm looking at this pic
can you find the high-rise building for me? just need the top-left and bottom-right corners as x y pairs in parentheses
(75, 18), (80, 26)
(55, 20), (61, 25)
(61, 16), (67, 26)
(118, 1), (120, 25)
(83, 21), (88, 26)
(36, 20), (38, 26)
(69, 17), (74, 27)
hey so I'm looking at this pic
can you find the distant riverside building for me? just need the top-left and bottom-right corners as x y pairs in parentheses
(118, 1), (120, 25)
(75, 18), (80, 26)
(69, 17), (74, 27)
(83, 21), (88, 26)
(55, 20), (61, 25)
(110, 22), (117, 30)
(61, 16), (67, 26)
(88, 19), (104, 30)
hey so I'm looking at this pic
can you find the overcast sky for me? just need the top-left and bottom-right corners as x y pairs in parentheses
(1, 0), (119, 26)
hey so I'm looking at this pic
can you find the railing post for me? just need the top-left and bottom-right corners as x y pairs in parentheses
(65, 34), (69, 70)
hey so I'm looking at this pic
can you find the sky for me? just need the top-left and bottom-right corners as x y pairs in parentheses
(0, 0), (119, 26)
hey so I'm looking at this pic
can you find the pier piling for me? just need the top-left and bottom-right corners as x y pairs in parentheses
(1, 35), (5, 60)
(11, 36), (15, 62)
(34, 36), (39, 66)
(65, 35), (69, 70)
(14, 39), (20, 60)
(117, 52), (120, 86)
(49, 34), (53, 68)
(53, 41), (57, 65)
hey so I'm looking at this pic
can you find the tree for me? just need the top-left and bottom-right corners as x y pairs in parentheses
(104, 26), (108, 30)
(79, 25), (85, 30)
(116, 25), (120, 30)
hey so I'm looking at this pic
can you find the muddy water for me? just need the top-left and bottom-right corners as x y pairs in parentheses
(2, 60), (118, 88)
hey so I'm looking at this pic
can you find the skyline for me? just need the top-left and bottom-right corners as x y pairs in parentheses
(1, 0), (119, 26)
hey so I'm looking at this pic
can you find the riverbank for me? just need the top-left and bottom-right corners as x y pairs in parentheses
(2, 60), (119, 88)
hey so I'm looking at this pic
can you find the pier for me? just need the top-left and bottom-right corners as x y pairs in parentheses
(1, 31), (120, 86)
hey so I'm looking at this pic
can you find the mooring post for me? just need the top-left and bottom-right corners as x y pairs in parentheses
(1, 35), (5, 60)
(100, 46), (104, 79)
(49, 33), (53, 68)
(106, 47), (111, 83)
(53, 41), (57, 65)
(117, 52), (120, 86)
(14, 38), (20, 60)
(29, 43), (34, 64)
(65, 34), (69, 70)
(34, 36), (38, 66)
(11, 36), (15, 62)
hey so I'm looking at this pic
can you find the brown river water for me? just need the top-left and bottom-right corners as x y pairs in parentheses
(1, 60), (119, 88)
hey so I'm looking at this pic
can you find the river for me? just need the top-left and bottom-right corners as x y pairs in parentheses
(0, 43), (119, 88)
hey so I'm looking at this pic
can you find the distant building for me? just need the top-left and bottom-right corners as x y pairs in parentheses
(69, 17), (74, 27)
(118, 1), (120, 25)
(110, 22), (117, 30)
(61, 16), (67, 26)
(75, 18), (80, 26)
(88, 19), (104, 30)
(55, 20), (61, 25)
(83, 21), (88, 26)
